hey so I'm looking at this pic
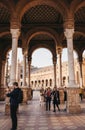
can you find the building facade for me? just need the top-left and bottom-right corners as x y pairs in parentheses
(14, 58), (85, 90)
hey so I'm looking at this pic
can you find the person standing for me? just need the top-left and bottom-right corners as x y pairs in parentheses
(52, 86), (60, 112)
(45, 87), (52, 111)
(6, 82), (20, 130)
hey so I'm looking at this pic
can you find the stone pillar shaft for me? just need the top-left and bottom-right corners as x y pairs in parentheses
(23, 55), (26, 86)
(57, 47), (62, 87)
(79, 61), (83, 87)
(28, 58), (31, 87)
(64, 29), (76, 87)
(10, 29), (20, 85)
(53, 57), (57, 87)
(1, 60), (6, 86)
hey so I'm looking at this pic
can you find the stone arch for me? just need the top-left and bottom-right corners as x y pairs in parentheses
(72, 1), (85, 14)
(74, 31), (85, 54)
(0, 31), (10, 38)
(0, 1), (14, 13)
(17, 0), (66, 21)
(24, 27), (60, 47)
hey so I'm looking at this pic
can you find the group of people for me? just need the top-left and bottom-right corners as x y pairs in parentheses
(40, 86), (67, 112)
(6, 82), (67, 130)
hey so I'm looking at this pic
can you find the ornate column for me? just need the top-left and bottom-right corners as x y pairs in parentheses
(57, 47), (62, 87)
(64, 28), (76, 87)
(10, 29), (20, 85)
(23, 54), (26, 86)
(53, 56), (57, 87)
(64, 21), (81, 113)
(16, 59), (19, 83)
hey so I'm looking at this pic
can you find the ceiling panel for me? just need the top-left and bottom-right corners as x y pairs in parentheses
(22, 5), (63, 24)
(0, 5), (10, 24)
(75, 7), (85, 24)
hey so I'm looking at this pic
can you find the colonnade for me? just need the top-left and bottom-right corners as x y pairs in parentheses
(1, 28), (83, 89)
(1, 18), (84, 113)
(31, 79), (53, 90)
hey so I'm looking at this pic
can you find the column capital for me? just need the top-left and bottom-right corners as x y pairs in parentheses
(64, 28), (74, 39)
(10, 29), (20, 38)
(56, 46), (62, 54)
(22, 47), (28, 56)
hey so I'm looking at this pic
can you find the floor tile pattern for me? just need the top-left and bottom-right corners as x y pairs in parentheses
(0, 91), (85, 130)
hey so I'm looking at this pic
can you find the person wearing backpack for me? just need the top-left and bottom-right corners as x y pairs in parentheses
(6, 82), (20, 130)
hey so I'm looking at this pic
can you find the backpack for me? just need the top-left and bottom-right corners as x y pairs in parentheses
(17, 89), (23, 103)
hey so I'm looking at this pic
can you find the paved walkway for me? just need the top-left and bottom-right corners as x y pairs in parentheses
(0, 91), (85, 130)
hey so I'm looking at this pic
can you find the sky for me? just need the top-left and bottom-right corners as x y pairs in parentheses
(8, 48), (80, 68)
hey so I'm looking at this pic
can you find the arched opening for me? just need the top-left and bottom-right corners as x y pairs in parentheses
(31, 48), (52, 90)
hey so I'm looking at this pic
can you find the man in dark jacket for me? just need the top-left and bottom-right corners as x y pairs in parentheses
(7, 82), (20, 130)
(52, 87), (60, 112)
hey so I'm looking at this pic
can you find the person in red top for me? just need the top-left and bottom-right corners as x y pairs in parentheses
(45, 87), (52, 111)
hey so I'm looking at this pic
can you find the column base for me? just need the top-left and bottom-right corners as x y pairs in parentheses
(67, 87), (81, 114)
(59, 88), (64, 104)
(21, 87), (29, 103)
(21, 87), (33, 104)
(28, 87), (33, 100)
(67, 105), (81, 114)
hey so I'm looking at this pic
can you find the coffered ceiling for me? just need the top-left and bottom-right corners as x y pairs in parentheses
(0, 0), (85, 58)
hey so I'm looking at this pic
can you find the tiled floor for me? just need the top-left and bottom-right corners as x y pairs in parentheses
(0, 91), (85, 130)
